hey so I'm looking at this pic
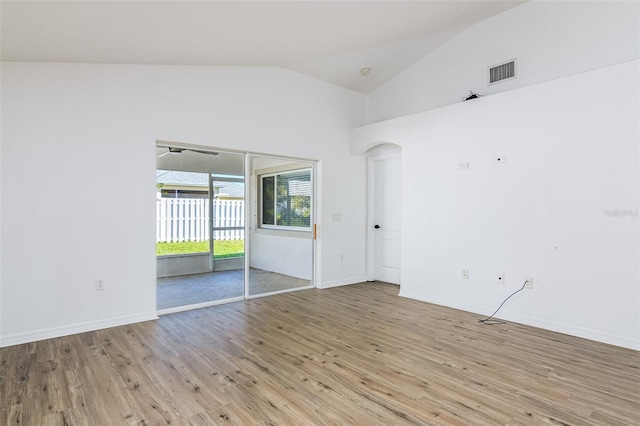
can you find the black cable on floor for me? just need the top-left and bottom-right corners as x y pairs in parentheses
(479, 280), (530, 325)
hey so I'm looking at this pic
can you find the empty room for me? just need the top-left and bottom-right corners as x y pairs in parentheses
(1, 1), (638, 425)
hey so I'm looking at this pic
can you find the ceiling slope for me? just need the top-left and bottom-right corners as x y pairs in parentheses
(1, 1), (524, 93)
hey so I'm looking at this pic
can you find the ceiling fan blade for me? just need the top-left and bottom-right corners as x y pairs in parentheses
(186, 149), (219, 156)
(157, 147), (218, 157)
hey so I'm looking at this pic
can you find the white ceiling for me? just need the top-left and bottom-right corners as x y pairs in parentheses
(1, 1), (524, 93)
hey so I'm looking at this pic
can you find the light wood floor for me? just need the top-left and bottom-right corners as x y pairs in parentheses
(1, 282), (638, 425)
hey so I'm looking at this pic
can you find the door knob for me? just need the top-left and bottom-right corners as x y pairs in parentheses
(374, 224), (381, 229)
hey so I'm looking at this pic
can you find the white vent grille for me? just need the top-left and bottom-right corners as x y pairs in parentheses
(488, 59), (517, 85)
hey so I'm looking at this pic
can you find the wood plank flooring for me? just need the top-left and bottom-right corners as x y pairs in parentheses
(1, 282), (638, 425)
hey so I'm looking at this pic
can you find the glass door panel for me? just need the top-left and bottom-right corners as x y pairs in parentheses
(156, 145), (245, 313)
(247, 155), (314, 298)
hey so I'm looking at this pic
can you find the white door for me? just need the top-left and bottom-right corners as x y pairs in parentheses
(370, 155), (401, 284)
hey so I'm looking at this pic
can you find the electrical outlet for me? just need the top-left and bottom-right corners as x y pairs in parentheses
(340, 254), (344, 262)
(95, 278), (105, 291)
(524, 278), (533, 289)
(461, 269), (469, 279)
(497, 273), (505, 285)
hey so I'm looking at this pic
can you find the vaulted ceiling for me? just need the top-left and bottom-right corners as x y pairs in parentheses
(1, 1), (524, 93)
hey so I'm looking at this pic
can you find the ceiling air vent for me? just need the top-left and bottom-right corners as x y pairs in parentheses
(488, 59), (517, 85)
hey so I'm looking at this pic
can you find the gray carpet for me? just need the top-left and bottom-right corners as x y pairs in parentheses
(157, 268), (310, 310)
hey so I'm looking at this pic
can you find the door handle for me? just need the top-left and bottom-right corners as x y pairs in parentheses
(374, 225), (381, 229)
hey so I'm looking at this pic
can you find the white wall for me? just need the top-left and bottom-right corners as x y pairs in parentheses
(353, 60), (639, 349)
(369, 1), (640, 123)
(250, 233), (312, 280)
(0, 62), (368, 346)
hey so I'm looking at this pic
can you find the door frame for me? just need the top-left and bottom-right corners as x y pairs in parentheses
(156, 141), (318, 314)
(366, 153), (401, 282)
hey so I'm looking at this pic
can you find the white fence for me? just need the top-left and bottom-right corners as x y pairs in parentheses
(157, 198), (245, 242)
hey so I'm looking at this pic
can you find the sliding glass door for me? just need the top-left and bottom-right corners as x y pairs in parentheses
(247, 155), (314, 298)
(155, 145), (315, 314)
(156, 146), (245, 313)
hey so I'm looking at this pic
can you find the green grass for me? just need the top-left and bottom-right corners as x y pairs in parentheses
(156, 240), (244, 258)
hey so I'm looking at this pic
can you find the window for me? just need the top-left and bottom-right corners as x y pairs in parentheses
(260, 168), (312, 231)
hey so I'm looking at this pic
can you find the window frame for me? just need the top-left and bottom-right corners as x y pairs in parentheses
(259, 167), (313, 232)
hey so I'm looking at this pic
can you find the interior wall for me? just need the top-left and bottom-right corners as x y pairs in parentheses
(353, 60), (640, 350)
(250, 233), (312, 280)
(0, 62), (368, 346)
(368, 1), (640, 123)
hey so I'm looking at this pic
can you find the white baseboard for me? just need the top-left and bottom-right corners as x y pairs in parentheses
(319, 276), (368, 289)
(0, 311), (159, 348)
(500, 312), (639, 351)
(399, 290), (639, 351)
